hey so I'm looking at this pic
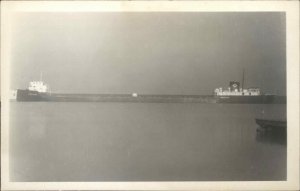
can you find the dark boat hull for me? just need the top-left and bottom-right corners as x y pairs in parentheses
(255, 118), (287, 145)
(255, 118), (287, 128)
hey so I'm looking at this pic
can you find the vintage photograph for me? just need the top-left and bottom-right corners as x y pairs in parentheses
(1, 1), (299, 190)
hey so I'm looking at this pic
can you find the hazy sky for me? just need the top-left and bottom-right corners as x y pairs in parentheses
(10, 12), (286, 95)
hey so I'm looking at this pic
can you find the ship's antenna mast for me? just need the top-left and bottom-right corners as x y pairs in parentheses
(242, 69), (245, 95)
(40, 71), (43, 81)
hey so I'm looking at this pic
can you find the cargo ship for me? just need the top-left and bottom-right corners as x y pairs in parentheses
(14, 77), (285, 104)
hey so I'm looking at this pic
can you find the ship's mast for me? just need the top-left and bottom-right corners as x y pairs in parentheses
(241, 69), (245, 95)
(40, 71), (43, 81)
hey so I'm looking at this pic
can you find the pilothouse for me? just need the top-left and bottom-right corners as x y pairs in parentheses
(28, 81), (48, 93)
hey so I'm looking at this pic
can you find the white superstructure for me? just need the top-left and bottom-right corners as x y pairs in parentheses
(28, 81), (48, 93)
(214, 87), (260, 96)
(214, 81), (261, 96)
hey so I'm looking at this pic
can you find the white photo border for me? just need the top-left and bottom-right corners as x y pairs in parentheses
(1, 1), (299, 190)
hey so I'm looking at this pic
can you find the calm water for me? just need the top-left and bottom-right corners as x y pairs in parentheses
(9, 102), (286, 181)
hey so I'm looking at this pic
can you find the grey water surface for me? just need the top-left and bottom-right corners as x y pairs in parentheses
(9, 102), (286, 181)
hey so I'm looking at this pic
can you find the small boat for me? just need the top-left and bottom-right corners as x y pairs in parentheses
(255, 118), (287, 129)
(255, 118), (287, 145)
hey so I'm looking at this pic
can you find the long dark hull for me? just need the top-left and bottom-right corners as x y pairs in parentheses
(16, 89), (217, 103)
(16, 89), (286, 104)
